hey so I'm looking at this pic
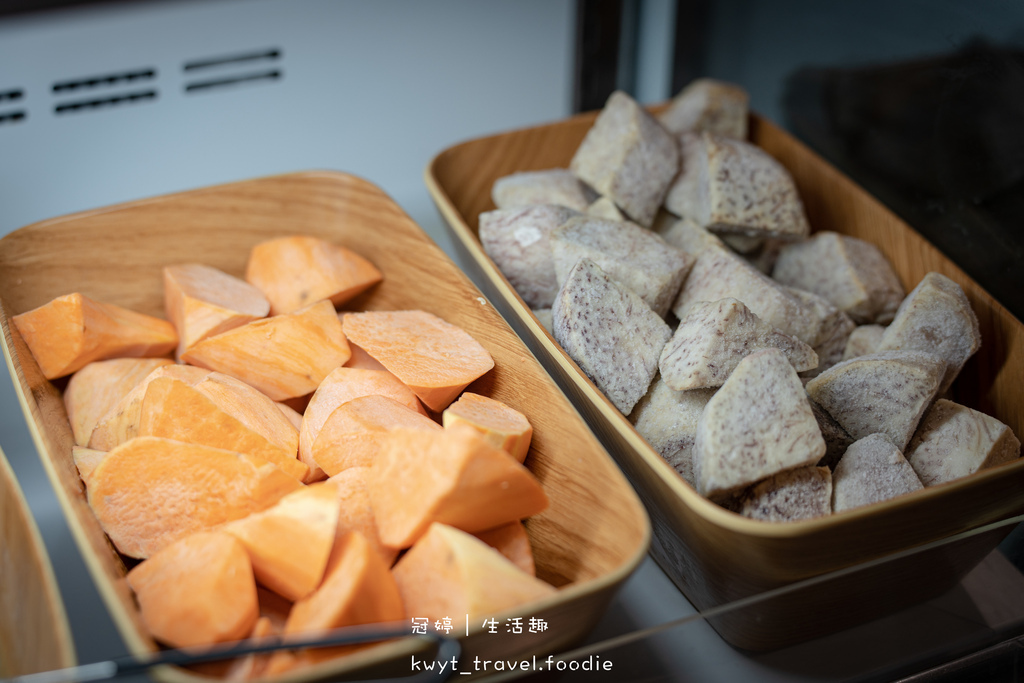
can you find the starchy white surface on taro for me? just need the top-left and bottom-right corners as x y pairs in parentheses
(772, 232), (905, 325)
(906, 399), (1021, 487)
(665, 132), (810, 241)
(659, 298), (817, 391)
(551, 216), (694, 318)
(630, 375), (716, 487)
(739, 466), (832, 522)
(479, 204), (580, 309)
(658, 78), (749, 139)
(832, 433), (922, 512)
(694, 348), (825, 499)
(805, 350), (945, 451)
(784, 287), (856, 379)
(671, 243), (822, 345)
(552, 258), (671, 415)
(842, 324), (886, 362)
(808, 395), (854, 471)
(570, 91), (679, 228)
(877, 272), (981, 395)
(491, 168), (595, 212)
(586, 196), (626, 221)
(661, 216), (725, 255)
(532, 308), (553, 334)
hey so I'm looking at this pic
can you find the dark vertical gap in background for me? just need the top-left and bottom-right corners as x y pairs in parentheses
(671, 0), (710, 93)
(574, 0), (624, 112)
(616, 0), (640, 96)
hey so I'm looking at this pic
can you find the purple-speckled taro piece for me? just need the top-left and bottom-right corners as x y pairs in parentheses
(491, 169), (595, 212)
(842, 324), (886, 362)
(658, 78), (749, 140)
(739, 466), (832, 522)
(552, 258), (671, 415)
(832, 433), (922, 512)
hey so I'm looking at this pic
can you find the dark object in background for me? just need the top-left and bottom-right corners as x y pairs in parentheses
(784, 41), (1024, 321)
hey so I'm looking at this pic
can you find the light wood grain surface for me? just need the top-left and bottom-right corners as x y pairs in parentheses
(426, 109), (1024, 650)
(0, 171), (650, 681)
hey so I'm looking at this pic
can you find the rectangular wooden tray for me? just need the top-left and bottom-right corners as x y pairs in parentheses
(426, 111), (1024, 651)
(0, 171), (651, 680)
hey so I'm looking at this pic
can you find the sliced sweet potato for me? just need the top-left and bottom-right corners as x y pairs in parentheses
(266, 531), (405, 674)
(313, 395), (441, 476)
(246, 236), (383, 315)
(164, 263), (270, 359)
(474, 521), (535, 576)
(276, 401), (303, 430)
(342, 310), (495, 412)
(12, 292), (177, 379)
(127, 531), (258, 649)
(223, 483), (341, 601)
(88, 364), (211, 451)
(181, 299), (351, 401)
(392, 523), (555, 622)
(88, 436), (303, 558)
(194, 372), (300, 462)
(300, 366), (426, 482)
(368, 427), (549, 548)
(64, 357), (174, 446)
(72, 446), (107, 485)
(139, 377), (308, 481)
(325, 467), (399, 567)
(442, 392), (533, 463)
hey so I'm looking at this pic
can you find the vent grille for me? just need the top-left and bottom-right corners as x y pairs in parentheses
(183, 47), (283, 94)
(55, 90), (157, 114)
(0, 110), (26, 125)
(0, 89), (24, 103)
(52, 69), (156, 93)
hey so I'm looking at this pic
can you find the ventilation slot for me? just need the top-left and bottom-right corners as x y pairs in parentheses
(53, 69), (156, 93)
(183, 48), (283, 94)
(0, 89), (24, 103)
(0, 110), (26, 125)
(184, 48), (281, 71)
(55, 90), (157, 115)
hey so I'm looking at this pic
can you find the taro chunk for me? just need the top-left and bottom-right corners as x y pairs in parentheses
(586, 196), (626, 221)
(772, 232), (905, 325)
(842, 325), (886, 361)
(479, 205), (579, 308)
(809, 397), (854, 471)
(832, 434), (923, 512)
(694, 348), (825, 499)
(659, 298), (817, 391)
(658, 78), (749, 140)
(551, 216), (694, 317)
(739, 466), (832, 522)
(671, 243), (822, 345)
(570, 91), (679, 228)
(906, 399), (1020, 486)
(630, 375), (716, 487)
(664, 132), (810, 241)
(491, 169), (594, 212)
(784, 287), (856, 378)
(805, 350), (945, 451)
(552, 259), (671, 415)
(877, 272), (981, 395)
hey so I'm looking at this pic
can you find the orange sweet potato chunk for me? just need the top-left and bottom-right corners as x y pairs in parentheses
(224, 483), (341, 602)
(139, 377), (308, 481)
(127, 531), (258, 649)
(194, 372), (300, 463)
(474, 521), (536, 576)
(299, 366), (426, 482)
(12, 292), (177, 379)
(164, 263), (270, 359)
(392, 523), (555, 622)
(246, 236), (383, 315)
(72, 446), (107, 486)
(325, 467), (399, 567)
(64, 357), (174, 446)
(266, 531), (405, 674)
(368, 427), (549, 548)
(88, 436), (303, 558)
(313, 395), (441, 476)
(342, 310), (495, 412)
(88, 364), (211, 451)
(443, 392), (533, 463)
(181, 299), (351, 401)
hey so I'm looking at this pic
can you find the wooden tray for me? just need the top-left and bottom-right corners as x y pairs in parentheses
(425, 111), (1024, 651)
(0, 446), (76, 677)
(0, 171), (650, 681)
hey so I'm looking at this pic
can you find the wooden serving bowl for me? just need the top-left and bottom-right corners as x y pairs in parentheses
(0, 171), (650, 681)
(425, 112), (1024, 651)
